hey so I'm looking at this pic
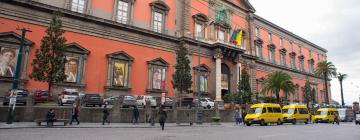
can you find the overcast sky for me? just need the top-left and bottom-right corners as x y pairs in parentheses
(250, 0), (360, 105)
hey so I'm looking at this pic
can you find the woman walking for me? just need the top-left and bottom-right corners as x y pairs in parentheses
(102, 104), (110, 125)
(158, 106), (167, 130)
(70, 104), (80, 125)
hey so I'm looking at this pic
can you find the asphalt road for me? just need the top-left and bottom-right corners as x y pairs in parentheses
(0, 123), (359, 140)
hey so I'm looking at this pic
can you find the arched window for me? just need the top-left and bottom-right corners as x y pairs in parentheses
(149, 0), (170, 33)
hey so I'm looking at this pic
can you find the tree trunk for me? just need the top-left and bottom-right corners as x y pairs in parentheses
(340, 80), (345, 106)
(324, 73), (329, 104)
(48, 82), (52, 96)
(276, 90), (280, 103)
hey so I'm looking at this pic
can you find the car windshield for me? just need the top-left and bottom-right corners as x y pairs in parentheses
(248, 108), (262, 114)
(125, 96), (135, 100)
(64, 92), (78, 96)
(283, 108), (295, 114)
(318, 111), (327, 115)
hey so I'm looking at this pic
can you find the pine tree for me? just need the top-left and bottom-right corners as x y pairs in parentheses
(303, 79), (313, 109)
(237, 68), (252, 104)
(172, 44), (192, 107)
(29, 13), (67, 95)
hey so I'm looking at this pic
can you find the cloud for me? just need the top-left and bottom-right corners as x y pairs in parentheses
(250, 0), (360, 105)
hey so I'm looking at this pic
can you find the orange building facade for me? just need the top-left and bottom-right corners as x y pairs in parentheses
(0, 0), (330, 104)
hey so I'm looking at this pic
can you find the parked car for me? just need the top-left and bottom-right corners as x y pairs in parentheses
(33, 90), (51, 104)
(162, 97), (174, 109)
(193, 98), (214, 109)
(136, 95), (157, 108)
(82, 94), (103, 107)
(3, 89), (29, 105)
(119, 95), (137, 108)
(355, 113), (360, 125)
(57, 89), (79, 106)
(103, 96), (117, 105)
(337, 108), (354, 122)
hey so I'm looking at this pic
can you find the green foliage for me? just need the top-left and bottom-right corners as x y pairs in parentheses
(315, 60), (337, 104)
(237, 68), (252, 104)
(337, 72), (347, 106)
(263, 96), (277, 103)
(211, 116), (221, 122)
(29, 13), (67, 94)
(172, 44), (192, 95)
(261, 71), (296, 103)
(223, 94), (232, 103)
(302, 79), (313, 108)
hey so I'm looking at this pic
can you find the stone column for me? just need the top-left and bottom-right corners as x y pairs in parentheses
(236, 62), (242, 89)
(214, 52), (223, 102)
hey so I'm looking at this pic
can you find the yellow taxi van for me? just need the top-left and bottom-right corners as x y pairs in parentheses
(314, 108), (338, 123)
(245, 103), (283, 126)
(282, 104), (310, 124)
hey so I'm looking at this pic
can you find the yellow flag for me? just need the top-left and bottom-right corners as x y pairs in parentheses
(235, 30), (243, 46)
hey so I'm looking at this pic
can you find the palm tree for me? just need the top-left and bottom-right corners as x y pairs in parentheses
(315, 61), (337, 104)
(261, 71), (296, 103)
(337, 73), (347, 106)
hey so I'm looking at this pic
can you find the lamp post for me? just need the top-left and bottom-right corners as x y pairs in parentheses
(6, 28), (31, 124)
(195, 21), (213, 124)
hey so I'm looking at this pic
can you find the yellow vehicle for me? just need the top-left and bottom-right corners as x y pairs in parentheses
(245, 103), (283, 126)
(282, 104), (310, 124)
(313, 108), (338, 123)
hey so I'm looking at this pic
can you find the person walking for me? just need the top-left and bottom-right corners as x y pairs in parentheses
(46, 108), (56, 127)
(102, 104), (110, 125)
(70, 104), (80, 125)
(234, 109), (242, 125)
(333, 112), (340, 125)
(158, 106), (167, 130)
(132, 106), (139, 124)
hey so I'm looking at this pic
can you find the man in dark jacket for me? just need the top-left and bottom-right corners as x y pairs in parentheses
(46, 108), (56, 127)
(158, 106), (167, 130)
(102, 104), (110, 125)
(132, 106), (139, 124)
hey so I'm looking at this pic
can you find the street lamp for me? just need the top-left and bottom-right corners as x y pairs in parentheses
(195, 21), (213, 124)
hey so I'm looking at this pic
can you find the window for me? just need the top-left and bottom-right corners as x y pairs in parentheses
(262, 108), (267, 113)
(256, 44), (263, 58)
(71, 0), (86, 13)
(193, 13), (209, 40)
(194, 64), (210, 93)
(299, 59), (304, 72)
(116, 0), (129, 24)
(218, 29), (225, 42)
(147, 58), (169, 92)
(195, 22), (204, 39)
(280, 48), (287, 66)
(294, 85), (299, 101)
(255, 27), (260, 37)
(299, 45), (302, 55)
(317, 53), (320, 62)
(267, 107), (273, 113)
(268, 33), (272, 43)
(153, 12), (163, 33)
(62, 43), (90, 85)
(268, 44), (275, 63)
(273, 108), (282, 113)
(105, 51), (134, 90)
(150, 1), (170, 34)
(280, 38), (284, 47)
(309, 59), (315, 73)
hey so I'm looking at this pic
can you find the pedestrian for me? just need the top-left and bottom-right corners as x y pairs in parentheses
(70, 104), (80, 125)
(234, 109), (242, 125)
(132, 106), (139, 124)
(333, 112), (340, 125)
(46, 108), (56, 127)
(158, 105), (167, 130)
(102, 103), (110, 125)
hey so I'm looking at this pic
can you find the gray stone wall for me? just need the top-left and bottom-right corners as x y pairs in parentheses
(0, 107), (235, 123)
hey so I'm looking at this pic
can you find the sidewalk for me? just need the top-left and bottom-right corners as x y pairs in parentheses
(0, 122), (228, 129)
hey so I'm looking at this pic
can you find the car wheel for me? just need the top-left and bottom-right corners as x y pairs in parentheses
(305, 119), (309, 124)
(260, 120), (266, 126)
(246, 122), (251, 126)
(292, 119), (296, 125)
(277, 119), (283, 125)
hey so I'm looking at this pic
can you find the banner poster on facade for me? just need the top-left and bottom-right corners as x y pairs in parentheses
(65, 56), (79, 83)
(221, 74), (228, 90)
(153, 68), (165, 89)
(113, 61), (128, 86)
(200, 74), (208, 92)
(0, 47), (18, 77)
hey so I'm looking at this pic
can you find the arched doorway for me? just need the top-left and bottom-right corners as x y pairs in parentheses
(221, 63), (230, 98)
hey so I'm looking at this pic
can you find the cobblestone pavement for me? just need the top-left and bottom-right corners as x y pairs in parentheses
(0, 122), (359, 140)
